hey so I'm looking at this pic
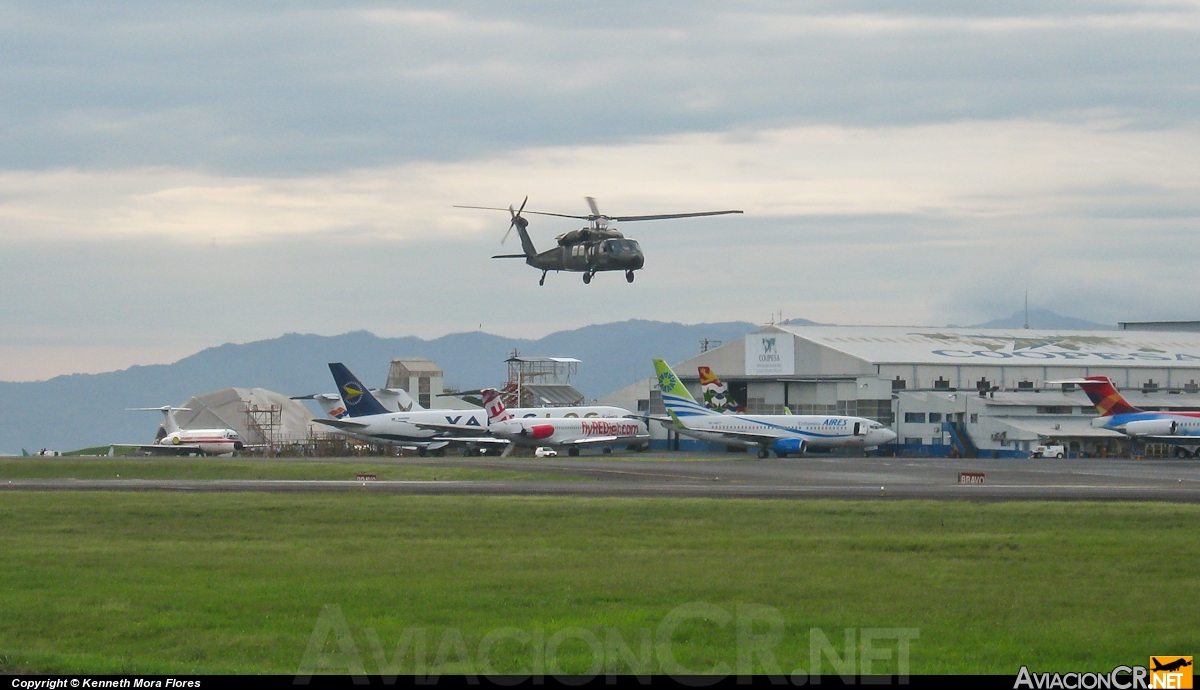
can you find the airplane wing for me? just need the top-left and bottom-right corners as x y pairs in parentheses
(110, 443), (210, 455)
(559, 436), (619, 445)
(433, 436), (509, 444)
(312, 418), (370, 430)
(665, 411), (780, 444)
(681, 427), (783, 444)
(410, 421), (491, 435)
(560, 434), (651, 446)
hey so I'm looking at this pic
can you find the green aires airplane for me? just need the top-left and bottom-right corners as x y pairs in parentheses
(651, 359), (896, 458)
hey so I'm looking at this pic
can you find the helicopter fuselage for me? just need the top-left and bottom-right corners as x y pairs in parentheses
(469, 196), (740, 285)
(526, 230), (644, 275)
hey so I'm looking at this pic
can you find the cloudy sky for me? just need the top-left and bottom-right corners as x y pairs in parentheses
(2, 1), (1199, 380)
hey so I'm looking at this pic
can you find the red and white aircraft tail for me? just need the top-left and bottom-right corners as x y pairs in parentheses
(481, 388), (514, 424)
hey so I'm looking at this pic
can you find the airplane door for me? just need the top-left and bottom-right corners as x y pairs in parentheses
(853, 422), (862, 435)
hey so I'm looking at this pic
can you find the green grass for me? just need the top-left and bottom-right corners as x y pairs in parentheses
(0, 458), (583, 482)
(0, 494), (1196, 675)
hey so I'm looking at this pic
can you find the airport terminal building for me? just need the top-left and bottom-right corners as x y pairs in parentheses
(601, 325), (1200, 457)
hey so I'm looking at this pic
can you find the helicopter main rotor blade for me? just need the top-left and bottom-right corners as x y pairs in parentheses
(454, 205), (512, 212)
(586, 196), (601, 217)
(457, 202), (743, 223)
(610, 210), (744, 222)
(454, 204), (589, 220)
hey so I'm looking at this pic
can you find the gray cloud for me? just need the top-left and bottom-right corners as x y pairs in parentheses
(3, 2), (1200, 380)
(1, 2), (1197, 174)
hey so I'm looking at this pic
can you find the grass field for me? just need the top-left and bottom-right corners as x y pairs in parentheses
(0, 493), (1196, 676)
(0, 458), (583, 482)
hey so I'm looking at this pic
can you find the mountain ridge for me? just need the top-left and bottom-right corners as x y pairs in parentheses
(0, 320), (757, 452)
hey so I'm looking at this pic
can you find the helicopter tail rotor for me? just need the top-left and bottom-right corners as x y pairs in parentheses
(502, 196), (529, 245)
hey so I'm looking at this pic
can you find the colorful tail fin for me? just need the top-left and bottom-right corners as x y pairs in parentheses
(328, 363), (391, 417)
(653, 359), (718, 417)
(698, 366), (739, 413)
(1078, 376), (1141, 416)
(480, 388), (513, 424)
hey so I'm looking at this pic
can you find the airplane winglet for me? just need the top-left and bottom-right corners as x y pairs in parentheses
(667, 410), (686, 430)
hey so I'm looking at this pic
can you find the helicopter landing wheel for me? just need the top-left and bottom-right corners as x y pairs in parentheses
(582, 272), (592, 284)
(626, 270), (635, 283)
(539, 271), (546, 286)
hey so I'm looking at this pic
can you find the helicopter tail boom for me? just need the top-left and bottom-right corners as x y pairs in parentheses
(511, 215), (538, 258)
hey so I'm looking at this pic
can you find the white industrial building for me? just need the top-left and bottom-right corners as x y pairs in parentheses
(600, 325), (1200, 457)
(386, 358), (478, 411)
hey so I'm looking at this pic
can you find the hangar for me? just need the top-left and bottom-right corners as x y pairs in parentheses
(166, 388), (317, 447)
(600, 325), (1200, 457)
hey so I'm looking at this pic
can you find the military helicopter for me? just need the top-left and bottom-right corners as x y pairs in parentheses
(456, 197), (742, 285)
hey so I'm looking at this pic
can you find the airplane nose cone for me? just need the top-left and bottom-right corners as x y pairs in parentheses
(882, 429), (897, 444)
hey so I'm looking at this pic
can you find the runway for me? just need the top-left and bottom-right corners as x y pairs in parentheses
(4, 454), (1200, 501)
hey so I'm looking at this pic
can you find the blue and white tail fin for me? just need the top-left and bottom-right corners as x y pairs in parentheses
(652, 359), (719, 418)
(328, 363), (391, 417)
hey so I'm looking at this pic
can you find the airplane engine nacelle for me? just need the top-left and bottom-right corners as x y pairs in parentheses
(528, 424), (555, 440)
(1125, 419), (1178, 436)
(772, 438), (807, 454)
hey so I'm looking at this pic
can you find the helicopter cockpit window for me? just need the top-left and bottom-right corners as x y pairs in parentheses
(604, 239), (637, 253)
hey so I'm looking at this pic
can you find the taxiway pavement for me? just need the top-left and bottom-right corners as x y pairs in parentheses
(3, 455), (1200, 501)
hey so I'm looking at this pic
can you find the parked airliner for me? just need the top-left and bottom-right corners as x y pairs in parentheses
(652, 359), (896, 457)
(311, 363), (633, 454)
(118, 407), (245, 455)
(1074, 376), (1200, 457)
(419, 388), (649, 456)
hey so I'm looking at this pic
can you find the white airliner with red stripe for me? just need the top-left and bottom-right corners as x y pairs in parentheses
(117, 407), (246, 455)
(424, 389), (649, 457)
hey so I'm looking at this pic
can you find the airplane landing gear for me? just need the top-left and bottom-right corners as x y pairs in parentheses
(626, 270), (635, 283)
(539, 271), (547, 286)
(757, 448), (770, 459)
(582, 272), (593, 284)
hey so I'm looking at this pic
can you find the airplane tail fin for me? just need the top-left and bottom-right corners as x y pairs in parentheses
(128, 406), (189, 434)
(1078, 376), (1142, 416)
(698, 366), (739, 413)
(378, 388), (422, 411)
(480, 388), (513, 424)
(291, 393), (349, 419)
(653, 359), (718, 417)
(328, 363), (391, 417)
